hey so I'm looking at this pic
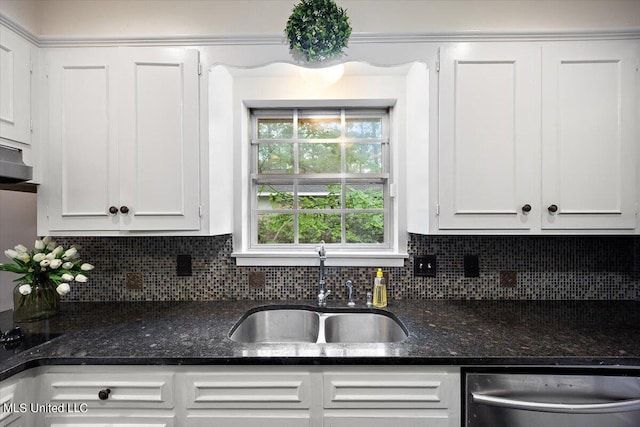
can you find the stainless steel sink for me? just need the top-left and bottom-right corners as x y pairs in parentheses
(229, 306), (408, 344)
(229, 308), (320, 343)
(323, 313), (408, 343)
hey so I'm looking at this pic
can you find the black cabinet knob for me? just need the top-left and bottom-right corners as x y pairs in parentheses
(522, 204), (532, 213)
(548, 204), (558, 213)
(119, 206), (129, 214)
(98, 388), (111, 400)
(108, 206), (118, 215)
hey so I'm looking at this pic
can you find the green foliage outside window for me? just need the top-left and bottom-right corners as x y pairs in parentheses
(258, 185), (383, 244)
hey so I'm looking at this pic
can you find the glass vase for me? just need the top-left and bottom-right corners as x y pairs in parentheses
(13, 278), (60, 322)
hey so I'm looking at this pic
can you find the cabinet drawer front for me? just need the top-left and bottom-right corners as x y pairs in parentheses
(324, 372), (450, 409)
(1, 379), (22, 425)
(324, 413), (449, 427)
(46, 415), (174, 427)
(187, 414), (310, 427)
(43, 373), (174, 409)
(185, 372), (311, 409)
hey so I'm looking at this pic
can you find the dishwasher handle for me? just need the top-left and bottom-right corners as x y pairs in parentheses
(472, 392), (640, 414)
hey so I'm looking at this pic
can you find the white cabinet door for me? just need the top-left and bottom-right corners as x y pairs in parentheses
(45, 47), (200, 233)
(118, 48), (200, 231)
(0, 24), (31, 145)
(47, 49), (120, 231)
(541, 41), (637, 230)
(439, 44), (541, 230)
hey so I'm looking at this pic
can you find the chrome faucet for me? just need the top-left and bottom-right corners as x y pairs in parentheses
(317, 240), (331, 307)
(345, 280), (355, 306)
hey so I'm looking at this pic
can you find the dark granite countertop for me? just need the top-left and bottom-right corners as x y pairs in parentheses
(1, 300), (639, 380)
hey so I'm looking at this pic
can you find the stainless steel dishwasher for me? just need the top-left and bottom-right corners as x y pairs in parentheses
(466, 372), (640, 427)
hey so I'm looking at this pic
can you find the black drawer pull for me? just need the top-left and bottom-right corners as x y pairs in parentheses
(98, 388), (111, 400)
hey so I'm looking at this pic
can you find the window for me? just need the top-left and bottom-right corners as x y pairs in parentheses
(250, 108), (391, 249)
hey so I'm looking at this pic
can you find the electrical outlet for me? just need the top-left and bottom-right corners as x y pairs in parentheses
(125, 272), (143, 289)
(177, 254), (192, 276)
(464, 255), (480, 277)
(414, 255), (436, 277)
(500, 271), (517, 287)
(249, 271), (266, 288)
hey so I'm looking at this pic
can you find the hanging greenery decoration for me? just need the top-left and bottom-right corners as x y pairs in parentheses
(285, 0), (352, 63)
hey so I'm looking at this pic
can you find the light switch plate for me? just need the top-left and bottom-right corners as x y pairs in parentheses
(414, 255), (436, 277)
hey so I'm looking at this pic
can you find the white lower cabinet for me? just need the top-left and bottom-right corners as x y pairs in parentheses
(1, 365), (460, 427)
(33, 366), (175, 427)
(323, 367), (459, 427)
(183, 367), (313, 427)
(1, 374), (27, 427)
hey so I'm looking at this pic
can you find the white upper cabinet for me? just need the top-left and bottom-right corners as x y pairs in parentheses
(117, 48), (200, 232)
(541, 42), (637, 231)
(0, 24), (32, 145)
(439, 44), (541, 231)
(438, 41), (638, 233)
(44, 47), (200, 233)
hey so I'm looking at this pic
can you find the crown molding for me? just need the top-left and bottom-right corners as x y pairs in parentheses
(2, 13), (639, 48)
(0, 14), (39, 46)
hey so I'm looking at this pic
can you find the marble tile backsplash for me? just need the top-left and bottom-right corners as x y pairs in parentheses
(55, 234), (640, 302)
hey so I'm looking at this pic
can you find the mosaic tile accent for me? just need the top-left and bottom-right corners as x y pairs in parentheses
(54, 234), (640, 302)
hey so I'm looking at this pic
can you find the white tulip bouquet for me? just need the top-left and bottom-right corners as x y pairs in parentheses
(1, 237), (93, 320)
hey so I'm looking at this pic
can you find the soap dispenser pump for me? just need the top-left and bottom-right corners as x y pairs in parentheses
(372, 268), (387, 308)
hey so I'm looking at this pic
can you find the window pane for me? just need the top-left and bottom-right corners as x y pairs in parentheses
(258, 144), (294, 174)
(346, 213), (384, 243)
(258, 118), (293, 139)
(298, 213), (341, 243)
(298, 183), (341, 209)
(299, 143), (341, 173)
(345, 184), (384, 209)
(257, 184), (294, 209)
(258, 213), (294, 244)
(345, 143), (382, 173)
(346, 118), (381, 138)
(298, 117), (341, 139)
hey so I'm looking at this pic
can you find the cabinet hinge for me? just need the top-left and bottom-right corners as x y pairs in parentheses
(199, 205), (204, 217)
(30, 120), (33, 133)
(435, 203), (440, 216)
(198, 62), (203, 76)
(29, 60), (33, 74)
(436, 47), (440, 73)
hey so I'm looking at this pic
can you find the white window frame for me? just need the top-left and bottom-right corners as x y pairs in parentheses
(213, 62), (427, 266)
(250, 107), (392, 250)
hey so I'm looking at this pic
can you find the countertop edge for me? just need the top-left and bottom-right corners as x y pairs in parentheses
(4, 355), (640, 382)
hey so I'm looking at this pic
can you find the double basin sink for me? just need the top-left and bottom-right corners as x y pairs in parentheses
(229, 305), (408, 344)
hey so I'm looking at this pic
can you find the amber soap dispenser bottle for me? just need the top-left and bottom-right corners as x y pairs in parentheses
(372, 268), (387, 308)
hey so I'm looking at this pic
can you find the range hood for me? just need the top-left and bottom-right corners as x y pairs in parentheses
(0, 145), (33, 184)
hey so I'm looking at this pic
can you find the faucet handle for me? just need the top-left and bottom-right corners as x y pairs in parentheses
(366, 291), (373, 307)
(318, 288), (331, 307)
